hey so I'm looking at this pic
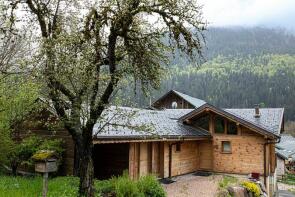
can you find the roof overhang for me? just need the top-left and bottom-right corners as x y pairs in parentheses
(180, 103), (280, 139)
(93, 135), (211, 144)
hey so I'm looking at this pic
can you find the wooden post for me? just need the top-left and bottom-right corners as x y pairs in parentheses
(35, 158), (57, 197)
(169, 144), (172, 178)
(43, 172), (48, 197)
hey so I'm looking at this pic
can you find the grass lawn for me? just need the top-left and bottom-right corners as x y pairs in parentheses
(0, 176), (81, 197)
(280, 173), (295, 185)
(0, 173), (166, 197)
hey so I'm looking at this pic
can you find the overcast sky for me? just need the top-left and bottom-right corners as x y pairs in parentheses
(199, 0), (295, 31)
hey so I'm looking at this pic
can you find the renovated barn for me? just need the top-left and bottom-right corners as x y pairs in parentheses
(16, 90), (284, 196)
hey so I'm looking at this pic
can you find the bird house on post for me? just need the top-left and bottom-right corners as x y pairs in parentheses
(33, 151), (58, 197)
(35, 158), (58, 173)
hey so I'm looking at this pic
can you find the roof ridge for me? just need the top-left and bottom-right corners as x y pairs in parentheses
(225, 108), (284, 110)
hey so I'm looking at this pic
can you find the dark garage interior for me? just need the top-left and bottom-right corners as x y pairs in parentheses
(93, 143), (130, 179)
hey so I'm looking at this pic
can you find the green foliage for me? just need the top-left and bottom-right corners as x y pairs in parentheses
(0, 175), (165, 197)
(112, 172), (141, 197)
(0, 128), (13, 164)
(241, 181), (260, 197)
(38, 138), (64, 159)
(137, 175), (166, 197)
(95, 172), (166, 197)
(11, 136), (42, 165)
(0, 176), (79, 197)
(0, 76), (39, 164)
(8, 135), (64, 173)
(279, 173), (295, 185)
(218, 176), (238, 189)
(122, 54), (295, 121)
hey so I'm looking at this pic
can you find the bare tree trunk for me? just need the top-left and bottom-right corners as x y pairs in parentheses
(76, 134), (94, 197)
(10, 161), (18, 176)
(73, 142), (81, 177)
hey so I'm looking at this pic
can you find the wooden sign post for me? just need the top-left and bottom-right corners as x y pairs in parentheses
(35, 159), (57, 197)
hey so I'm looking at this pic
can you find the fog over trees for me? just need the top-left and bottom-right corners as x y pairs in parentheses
(117, 27), (295, 122)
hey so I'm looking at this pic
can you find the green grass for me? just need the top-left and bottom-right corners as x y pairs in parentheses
(0, 176), (80, 197)
(217, 176), (239, 197)
(280, 173), (295, 185)
(218, 175), (238, 189)
(0, 174), (166, 197)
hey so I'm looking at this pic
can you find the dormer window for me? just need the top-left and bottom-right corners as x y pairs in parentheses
(193, 114), (210, 131)
(227, 121), (238, 135)
(214, 115), (225, 134)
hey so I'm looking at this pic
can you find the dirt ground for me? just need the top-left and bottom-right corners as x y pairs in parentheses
(162, 174), (224, 197)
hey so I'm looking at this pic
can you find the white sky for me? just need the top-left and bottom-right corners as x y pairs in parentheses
(199, 0), (295, 30)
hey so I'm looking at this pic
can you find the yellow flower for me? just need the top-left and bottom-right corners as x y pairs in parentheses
(241, 181), (260, 197)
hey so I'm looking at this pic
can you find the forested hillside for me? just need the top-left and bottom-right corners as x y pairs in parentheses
(116, 27), (295, 123)
(170, 27), (295, 66)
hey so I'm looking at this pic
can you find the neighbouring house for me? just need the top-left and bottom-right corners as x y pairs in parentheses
(276, 134), (295, 178)
(17, 90), (284, 196)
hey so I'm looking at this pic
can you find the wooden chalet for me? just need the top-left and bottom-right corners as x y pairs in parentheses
(18, 90), (284, 196)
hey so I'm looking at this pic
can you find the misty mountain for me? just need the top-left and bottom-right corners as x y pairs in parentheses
(116, 27), (295, 121)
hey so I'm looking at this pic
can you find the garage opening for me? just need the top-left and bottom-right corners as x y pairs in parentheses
(93, 143), (129, 180)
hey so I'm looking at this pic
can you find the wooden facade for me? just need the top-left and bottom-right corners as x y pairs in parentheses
(120, 111), (276, 180)
(17, 106), (277, 181)
(152, 91), (194, 109)
(16, 91), (281, 196)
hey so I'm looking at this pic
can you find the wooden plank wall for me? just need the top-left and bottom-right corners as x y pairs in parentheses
(168, 141), (198, 176)
(153, 94), (194, 109)
(198, 141), (213, 170)
(129, 141), (199, 179)
(129, 142), (162, 179)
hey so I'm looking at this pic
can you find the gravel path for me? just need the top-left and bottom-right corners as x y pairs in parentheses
(278, 183), (295, 191)
(162, 174), (223, 197)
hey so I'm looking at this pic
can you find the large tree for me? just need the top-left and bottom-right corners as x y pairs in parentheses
(6, 0), (206, 196)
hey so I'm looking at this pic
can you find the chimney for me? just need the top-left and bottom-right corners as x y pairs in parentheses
(254, 104), (260, 118)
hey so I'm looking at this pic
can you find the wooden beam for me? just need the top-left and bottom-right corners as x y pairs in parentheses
(93, 137), (211, 144)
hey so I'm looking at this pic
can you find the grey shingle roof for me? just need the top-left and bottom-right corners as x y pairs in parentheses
(172, 90), (206, 108)
(93, 107), (209, 140)
(93, 91), (284, 140)
(224, 108), (284, 135)
(276, 134), (295, 160)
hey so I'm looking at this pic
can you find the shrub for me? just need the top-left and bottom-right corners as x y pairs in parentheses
(218, 176), (238, 189)
(112, 172), (142, 197)
(241, 181), (260, 197)
(15, 136), (43, 163)
(8, 136), (64, 175)
(95, 179), (114, 195)
(137, 175), (166, 197)
(38, 138), (64, 157)
(95, 172), (166, 197)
